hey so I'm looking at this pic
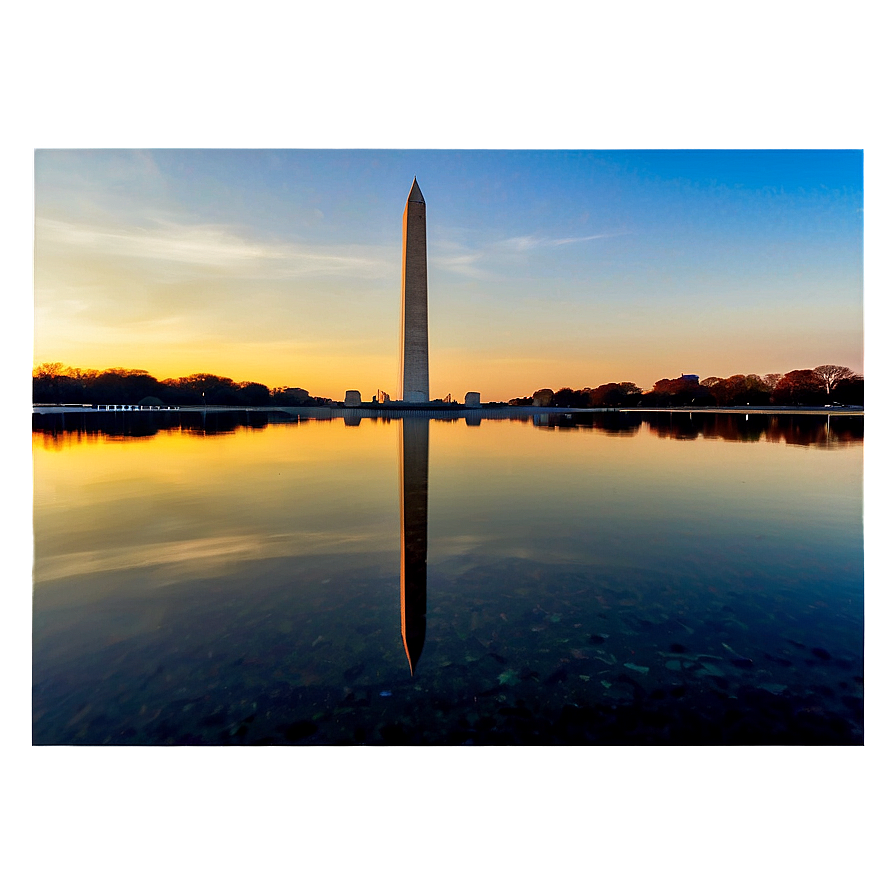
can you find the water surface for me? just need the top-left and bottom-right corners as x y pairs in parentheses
(32, 411), (863, 744)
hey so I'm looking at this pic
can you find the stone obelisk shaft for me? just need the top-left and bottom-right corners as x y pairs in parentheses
(399, 179), (429, 402)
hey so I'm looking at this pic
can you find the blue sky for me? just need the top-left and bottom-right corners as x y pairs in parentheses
(34, 149), (863, 400)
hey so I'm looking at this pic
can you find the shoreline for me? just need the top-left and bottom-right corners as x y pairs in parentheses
(33, 404), (864, 418)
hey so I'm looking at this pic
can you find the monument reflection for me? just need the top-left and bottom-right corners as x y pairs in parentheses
(399, 416), (428, 674)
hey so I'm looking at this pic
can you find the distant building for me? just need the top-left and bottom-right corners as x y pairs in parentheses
(464, 392), (481, 407)
(344, 390), (362, 407)
(681, 374), (699, 383)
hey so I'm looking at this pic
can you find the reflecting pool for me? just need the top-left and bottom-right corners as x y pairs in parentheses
(32, 410), (863, 744)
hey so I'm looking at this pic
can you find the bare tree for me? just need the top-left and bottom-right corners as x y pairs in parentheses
(813, 365), (856, 397)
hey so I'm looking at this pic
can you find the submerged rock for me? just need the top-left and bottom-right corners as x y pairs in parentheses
(623, 663), (649, 675)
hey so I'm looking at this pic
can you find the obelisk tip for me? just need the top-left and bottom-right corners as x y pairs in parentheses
(408, 178), (424, 203)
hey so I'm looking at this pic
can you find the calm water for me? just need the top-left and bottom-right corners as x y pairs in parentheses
(32, 410), (863, 744)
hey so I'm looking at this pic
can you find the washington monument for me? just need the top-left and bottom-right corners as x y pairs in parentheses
(399, 178), (429, 402)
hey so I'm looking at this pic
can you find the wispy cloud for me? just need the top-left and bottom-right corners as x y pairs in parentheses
(429, 235), (489, 278)
(432, 250), (488, 278)
(36, 217), (393, 280)
(497, 230), (631, 252)
(430, 229), (631, 279)
(36, 217), (628, 288)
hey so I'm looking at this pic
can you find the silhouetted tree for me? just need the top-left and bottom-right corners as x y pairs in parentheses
(772, 369), (825, 405)
(644, 376), (710, 407)
(552, 387), (592, 408)
(742, 374), (771, 404)
(237, 382), (271, 406)
(34, 363), (289, 407)
(162, 373), (241, 405)
(831, 375), (864, 406)
(699, 376), (723, 405)
(813, 365), (856, 398)
(717, 374), (771, 405)
(93, 369), (161, 404)
(33, 363), (71, 403)
(698, 374), (773, 407)
(589, 381), (642, 407)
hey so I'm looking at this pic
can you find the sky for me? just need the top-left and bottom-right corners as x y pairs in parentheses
(34, 149), (863, 402)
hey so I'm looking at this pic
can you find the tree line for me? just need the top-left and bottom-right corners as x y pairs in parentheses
(34, 362), (863, 409)
(510, 365), (862, 408)
(32, 364), (328, 407)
